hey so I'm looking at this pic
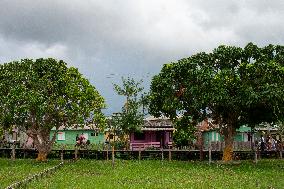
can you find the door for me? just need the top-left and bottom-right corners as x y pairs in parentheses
(156, 131), (165, 148)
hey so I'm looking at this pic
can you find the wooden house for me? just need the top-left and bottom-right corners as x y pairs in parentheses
(50, 124), (104, 145)
(199, 119), (258, 150)
(130, 116), (174, 150)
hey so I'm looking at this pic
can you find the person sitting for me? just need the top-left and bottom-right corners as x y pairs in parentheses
(79, 133), (85, 144)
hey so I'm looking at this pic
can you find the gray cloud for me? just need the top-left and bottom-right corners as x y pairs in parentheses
(0, 0), (284, 114)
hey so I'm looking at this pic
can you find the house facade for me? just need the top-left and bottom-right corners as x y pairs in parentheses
(130, 116), (174, 150)
(50, 124), (104, 145)
(202, 126), (254, 143)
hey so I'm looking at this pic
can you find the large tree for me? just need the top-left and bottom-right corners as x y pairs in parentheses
(0, 58), (106, 161)
(149, 43), (284, 161)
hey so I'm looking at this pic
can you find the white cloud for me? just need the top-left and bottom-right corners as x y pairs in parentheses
(0, 36), (69, 62)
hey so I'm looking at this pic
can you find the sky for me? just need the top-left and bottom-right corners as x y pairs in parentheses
(0, 0), (284, 115)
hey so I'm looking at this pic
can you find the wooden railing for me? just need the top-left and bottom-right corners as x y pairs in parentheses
(130, 142), (173, 150)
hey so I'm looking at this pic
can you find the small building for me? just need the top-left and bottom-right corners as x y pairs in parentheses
(50, 124), (104, 145)
(200, 119), (258, 150)
(203, 125), (254, 143)
(1, 127), (24, 148)
(130, 116), (174, 150)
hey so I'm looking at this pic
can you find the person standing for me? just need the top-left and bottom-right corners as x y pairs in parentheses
(260, 135), (265, 152)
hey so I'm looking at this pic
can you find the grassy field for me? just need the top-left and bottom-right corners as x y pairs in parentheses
(21, 159), (284, 189)
(0, 158), (60, 188)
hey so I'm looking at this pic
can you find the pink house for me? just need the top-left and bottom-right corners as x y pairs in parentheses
(130, 116), (174, 150)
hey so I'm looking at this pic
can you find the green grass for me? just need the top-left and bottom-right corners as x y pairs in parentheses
(0, 158), (60, 188)
(25, 159), (284, 189)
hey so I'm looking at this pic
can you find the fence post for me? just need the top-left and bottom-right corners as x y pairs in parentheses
(254, 144), (258, 164)
(254, 150), (258, 163)
(11, 142), (15, 160)
(61, 146), (64, 162)
(75, 146), (78, 160)
(106, 145), (109, 160)
(169, 148), (172, 161)
(112, 145), (115, 168)
(280, 143), (283, 159)
(161, 148), (164, 161)
(209, 141), (212, 164)
(138, 146), (141, 161)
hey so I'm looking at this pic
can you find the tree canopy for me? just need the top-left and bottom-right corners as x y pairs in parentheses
(0, 58), (106, 160)
(111, 77), (148, 141)
(149, 43), (284, 161)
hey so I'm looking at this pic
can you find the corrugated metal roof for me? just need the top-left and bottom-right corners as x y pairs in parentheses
(142, 128), (175, 131)
(51, 124), (99, 131)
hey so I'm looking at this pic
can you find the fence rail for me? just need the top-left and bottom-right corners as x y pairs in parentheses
(0, 148), (282, 161)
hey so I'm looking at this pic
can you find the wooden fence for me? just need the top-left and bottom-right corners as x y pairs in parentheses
(1, 148), (282, 161)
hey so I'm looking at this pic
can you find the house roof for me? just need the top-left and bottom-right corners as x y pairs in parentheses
(142, 127), (174, 131)
(198, 118), (218, 132)
(51, 124), (99, 131)
(255, 127), (278, 131)
(142, 116), (174, 131)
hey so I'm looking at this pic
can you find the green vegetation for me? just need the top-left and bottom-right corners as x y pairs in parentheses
(52, 143), (107, 150)
(110, 77), (148, 141)
(21, 159), (284, 189)
(149, 43), (284, 161)
(0, 158), (60, 188)
(0, 58), (106, 161)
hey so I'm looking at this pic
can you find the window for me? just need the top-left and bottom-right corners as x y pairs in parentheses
(134, 132), (145, 140)
(91, 132), (98, 136)
(57, 132), (65, 141)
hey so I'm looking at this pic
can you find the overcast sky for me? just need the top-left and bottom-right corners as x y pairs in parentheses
(0, 0), (284, 115)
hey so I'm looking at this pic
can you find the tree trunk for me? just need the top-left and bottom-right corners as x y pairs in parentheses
(222, 124), (235, 161)
(35, 141), (53, 161)
(36, 150), (48, 161)
(196, 131), (204, 161)
(27, 127), (56, 162)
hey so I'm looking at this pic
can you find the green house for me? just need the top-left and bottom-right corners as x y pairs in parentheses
(201, 125), (255, 150)
(203, 126), (253, 143)
(50, 125), (105, 145)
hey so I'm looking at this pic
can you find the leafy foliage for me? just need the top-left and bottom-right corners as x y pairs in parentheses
(0, 127), (3, 139)
(276, 121), (284, 139)
(173, 116), (196, 148)
(149, 43), (284, 160)
(0, 58), (106, 160)
(111, 77), (147, 137)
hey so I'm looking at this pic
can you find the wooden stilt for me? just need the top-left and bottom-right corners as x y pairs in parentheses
(112, 145), (115, 168)
(169, 148), (172, 161)
(11, 142), (15, 160)
(209, 141), (212, 164)
(139, 146), (141, 161)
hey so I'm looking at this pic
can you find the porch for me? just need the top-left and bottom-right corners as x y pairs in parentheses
(130, 131), (173, 150)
